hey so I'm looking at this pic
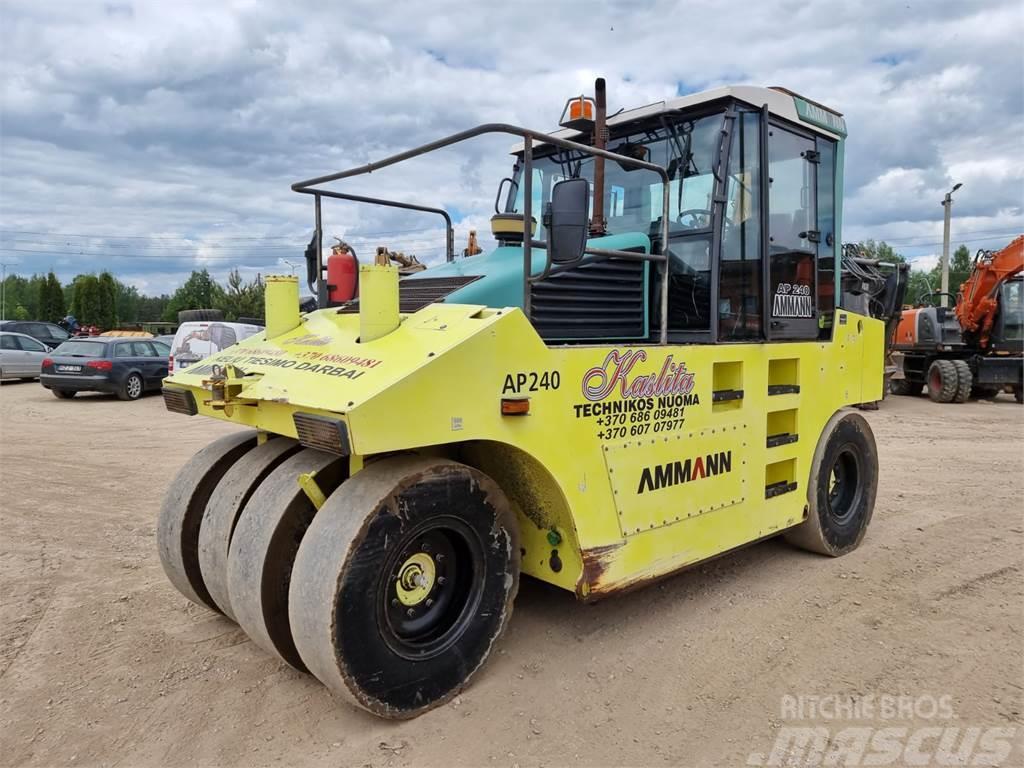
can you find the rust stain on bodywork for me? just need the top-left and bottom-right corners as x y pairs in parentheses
(579, 543), (623, 598)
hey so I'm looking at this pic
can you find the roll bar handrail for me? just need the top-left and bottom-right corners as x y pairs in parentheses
(292, 122), (672, 344)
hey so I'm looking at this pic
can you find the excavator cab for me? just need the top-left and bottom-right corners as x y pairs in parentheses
(991, 277), (1024, 353)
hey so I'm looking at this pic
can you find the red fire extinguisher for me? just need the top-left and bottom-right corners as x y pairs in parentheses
(327, 238), (359, 304)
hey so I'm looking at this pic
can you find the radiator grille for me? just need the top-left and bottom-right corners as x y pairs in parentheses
(293, 413), (351, 456)
(337, 275), (482, 314)
(162, 387), (197, 416)
(529, 258), (647, 340)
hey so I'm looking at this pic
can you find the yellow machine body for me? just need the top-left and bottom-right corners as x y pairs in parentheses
(164, 290), (883, 600)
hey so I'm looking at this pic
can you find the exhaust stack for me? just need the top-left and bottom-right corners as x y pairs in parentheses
(589, 77), (607, 236)
(264, 274), (300, 340)
(359, 248), (400, 342)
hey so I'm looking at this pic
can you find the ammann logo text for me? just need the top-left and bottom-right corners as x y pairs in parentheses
(772, 292), (813, 318)
(637, 450), (732, 494)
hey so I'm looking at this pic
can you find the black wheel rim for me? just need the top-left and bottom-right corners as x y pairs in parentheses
(826, 445), (862, 524)
(376, 516), (484, 660)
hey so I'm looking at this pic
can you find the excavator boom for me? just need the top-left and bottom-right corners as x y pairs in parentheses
(956, 235), (1024, 349)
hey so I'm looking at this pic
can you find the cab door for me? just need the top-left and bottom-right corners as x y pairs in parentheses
(764, 122), (819, 339)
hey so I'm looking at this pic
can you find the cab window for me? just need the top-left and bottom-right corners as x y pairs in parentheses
(766, 124), (819, 337)
(816, 140), (837, 319)
(719, 111), (763, 340)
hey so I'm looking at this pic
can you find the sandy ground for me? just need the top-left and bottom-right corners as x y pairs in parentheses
(1, 380), (1022, 768)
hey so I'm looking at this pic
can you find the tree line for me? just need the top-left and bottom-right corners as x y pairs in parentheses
(0, 241), (987, 328)
(1, 268), (264, 327)
(855, 241), (975, 305)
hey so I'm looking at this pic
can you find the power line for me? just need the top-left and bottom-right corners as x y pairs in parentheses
(0, 247), (297, 261)
(0, 241), (302, 251)
(0, 245), (449, 261)
(861, 227), (1021, 245)
(0, 233), (450, 253)
(877, 233), (1017, 249)
(0, 229), (297, 241)
(0, 224), (447, 240)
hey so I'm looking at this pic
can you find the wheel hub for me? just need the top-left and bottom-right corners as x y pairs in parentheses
(379, 521), (482, 658)
(395, 552), (436, 606)
(826, 445), (861, 524)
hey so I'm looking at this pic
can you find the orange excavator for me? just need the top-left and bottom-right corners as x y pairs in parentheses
(890, 235), (1024, 403)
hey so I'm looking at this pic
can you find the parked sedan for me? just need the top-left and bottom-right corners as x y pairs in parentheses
(0, 331), (51, 380)
(41, 337), (170, 400)
(0, 320), (71, 351)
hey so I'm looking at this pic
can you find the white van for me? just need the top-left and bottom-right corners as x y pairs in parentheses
(169, 321), (263, 374)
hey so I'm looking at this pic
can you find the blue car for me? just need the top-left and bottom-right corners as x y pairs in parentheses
(41, 337), (171, 400)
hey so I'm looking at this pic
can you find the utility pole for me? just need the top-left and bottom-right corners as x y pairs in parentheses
(0, 262), (14, 321)
(939, 182), (962, 308)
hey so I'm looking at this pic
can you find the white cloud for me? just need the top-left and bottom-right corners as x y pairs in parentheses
(911, 253), (941, 272)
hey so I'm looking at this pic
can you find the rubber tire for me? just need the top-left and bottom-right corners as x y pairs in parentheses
(157, 431), (258, 612)
(1015, 387), (1023, 404)
(926, 360), (958, 403)
(784, 410), (879, 557)
(52, 389), (76, 399)
(177, 309), (224, 323)
(197, 437), (301, 620)
(118, 372), (144, 401)
(289, 456), (520, 719)
(226, 448), (348, 671)
(888, 378), (916, 396)
(951, 360), (972, 403)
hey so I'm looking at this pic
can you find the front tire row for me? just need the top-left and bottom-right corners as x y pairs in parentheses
(158, 438), (519, 719)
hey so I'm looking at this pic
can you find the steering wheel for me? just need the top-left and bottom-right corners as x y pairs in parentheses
(676, 209), (712, 228)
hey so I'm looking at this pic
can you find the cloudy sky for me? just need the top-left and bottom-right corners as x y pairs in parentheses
(2, 0), (1022, 295)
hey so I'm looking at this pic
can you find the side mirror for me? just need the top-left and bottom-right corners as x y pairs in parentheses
(547, 177), (589, 265)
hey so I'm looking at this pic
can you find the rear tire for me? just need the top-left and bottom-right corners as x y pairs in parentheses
(178, 309), (224, 323)
(289, 456), (520, 718)
(784, 411), (879, 557)
(951, 360), (972, 403)
(926, 360), (958, 403)
(1015, 386), (1023, 404)
(157, 431), (258, 612)
(119, 372), (144, 401)
(52, 389), (76, 399)
(226, 448), (348, 671)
